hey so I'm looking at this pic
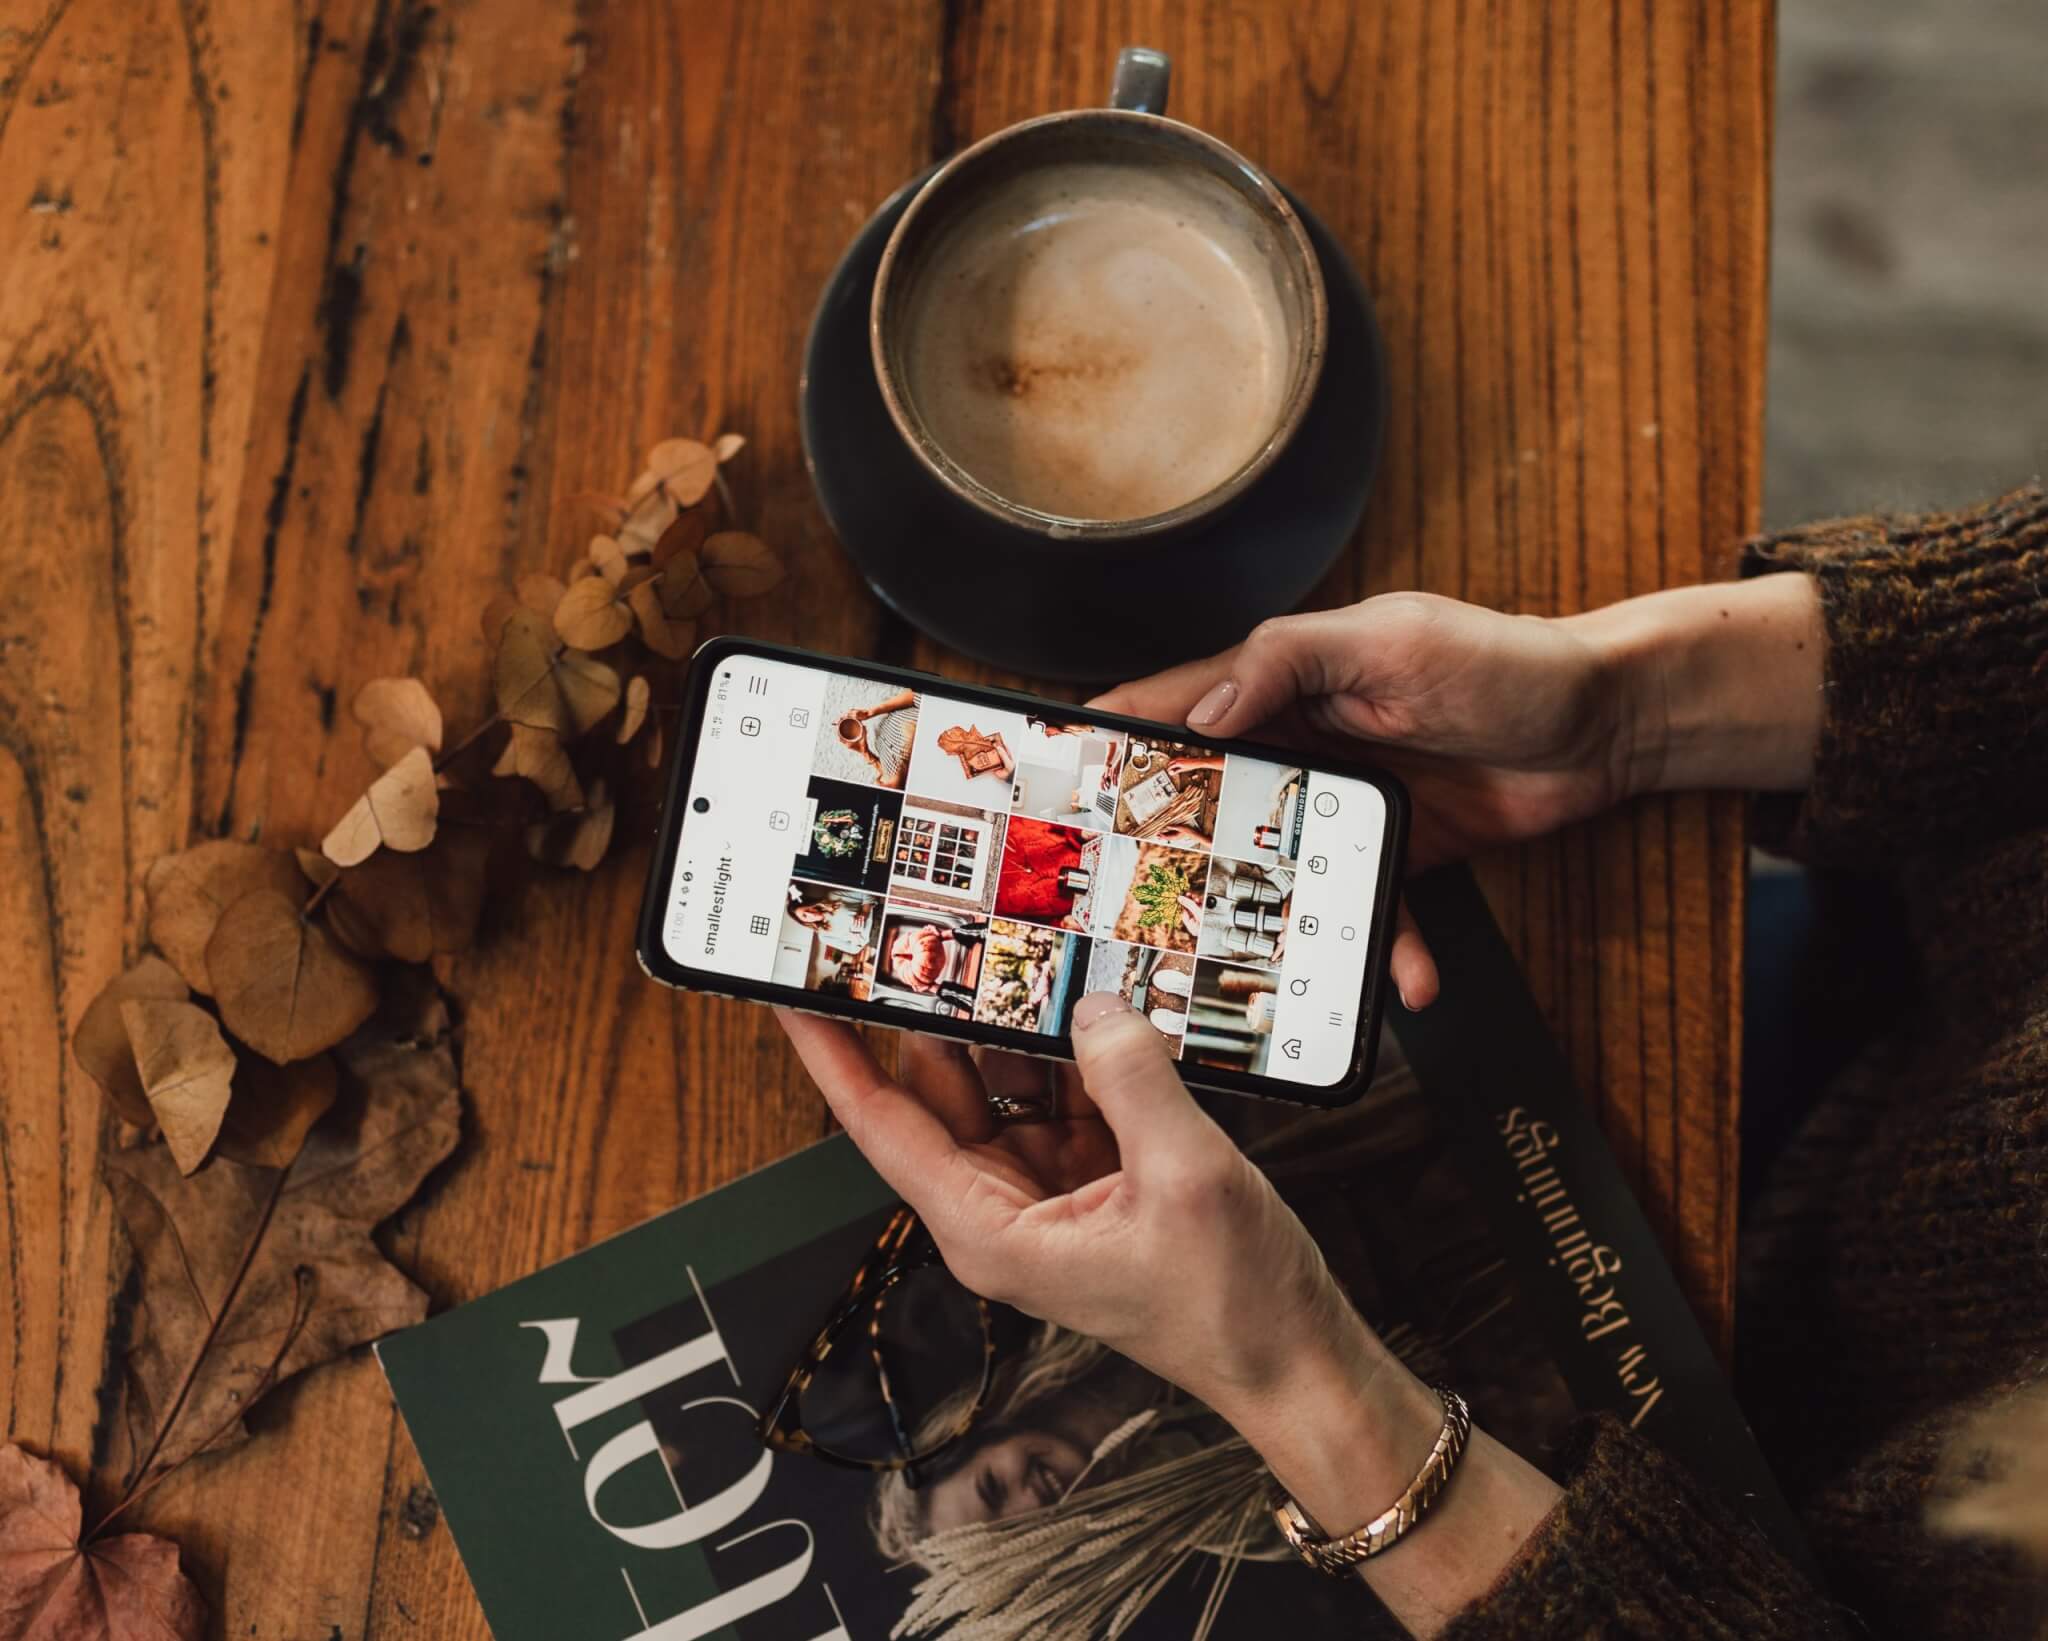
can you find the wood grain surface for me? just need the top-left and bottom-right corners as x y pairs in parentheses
(0, 1), (1769, 1632)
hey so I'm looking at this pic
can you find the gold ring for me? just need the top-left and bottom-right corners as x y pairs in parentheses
(986, 1074), (1060, 1124)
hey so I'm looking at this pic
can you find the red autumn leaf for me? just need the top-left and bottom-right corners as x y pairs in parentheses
(0, 1442), (204, 1640)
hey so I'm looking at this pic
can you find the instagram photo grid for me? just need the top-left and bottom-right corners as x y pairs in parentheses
(773, 676), (1312, 1069)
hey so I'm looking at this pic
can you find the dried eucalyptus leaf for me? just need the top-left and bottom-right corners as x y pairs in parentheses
(525, 779), (614, 871)
(294, 848), (340, 894)
(145, 842), (309, 994)
(589, 534), (630, 580)
(73, 956), (190, 1127)
(494, 607), (621, 738)
(712, 432), (746, 463)
(517, 573), (568, 616)
(121, 999), (236, 1175)
(479, 591), (520, 647)
(628, 579), (694, 660)
(553, 575), (634, 651)
(352, 677), (443, 769)
(206, 889), (379, 1065)
(631, 438), (717, 508)
(326, 829), (492, 964)
(214, 1053), (338, 1170)
(652, 508), (709, 571)
(322, 746), (440, 868)
(617, 487), (679, 555)
(616, 676), (651, 745)
(492, 723), (585, 811)
(700, 531), (784, 598)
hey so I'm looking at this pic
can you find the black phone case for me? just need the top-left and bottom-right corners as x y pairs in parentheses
(635, 636), (1409, 1107)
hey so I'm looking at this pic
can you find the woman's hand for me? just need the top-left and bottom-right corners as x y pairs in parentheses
(779, 997), (1413, 1435)
(779, 999), (1562, 1633)
(1094, 579), (1825, 1006)
(1095, 593), (1636, 868)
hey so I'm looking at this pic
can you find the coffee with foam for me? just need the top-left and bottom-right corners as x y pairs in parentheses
(899, 161), (1294, 524)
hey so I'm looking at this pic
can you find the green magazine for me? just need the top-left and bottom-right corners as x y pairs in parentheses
(378, 865), (1804, 1638)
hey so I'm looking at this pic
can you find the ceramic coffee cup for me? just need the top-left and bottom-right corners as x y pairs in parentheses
(870, 48), (1329, 542)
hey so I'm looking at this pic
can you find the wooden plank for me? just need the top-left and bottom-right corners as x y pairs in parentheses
(0, 0), (1765, 1632)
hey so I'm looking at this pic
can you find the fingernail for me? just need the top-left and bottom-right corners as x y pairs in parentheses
(1187, 679), (1238, 728)
(1071, 992), (1131, 1032)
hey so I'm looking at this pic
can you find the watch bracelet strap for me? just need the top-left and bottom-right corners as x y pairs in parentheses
(1272, 1386), (1473, 1573)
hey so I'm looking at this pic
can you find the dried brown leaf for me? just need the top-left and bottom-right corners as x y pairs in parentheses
(100, 976), (460, 1487)
(494, 607), (621, 738)
(630, 437), (718, 508)
(214, 1053), (339, 1170)
(652, 506), (709, 571)
(575, 490), (628, 528)
(72, 956), (191, 1128)
(645, 719), (664, 769)
(121, 1000), (236, 1175)
(616, 676), (651, 744)
(700, 530), (784, 598)
(480, 590), (521, 646)
(294, 847), (341, 894)
(517, 572), (567, 616)
(526, 779), (615, 870)
(326, 829), (492, 963)
(207, 889), (379, 1064)
(492, 722), (585, 811)
(629, 578), (694, 660)
(0, 1443), (204, 1641)
(352, 677), (443, 769)
(712, 431), (746, 463)
(552, 573), (635, 651)
(145, 842), (308, 994)
(322, 745), (440, 867)
(617, 486), (679, 554)
(589, 534), (630, 581)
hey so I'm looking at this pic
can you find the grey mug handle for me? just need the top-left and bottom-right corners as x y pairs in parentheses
(1110, 46), (1171, 115)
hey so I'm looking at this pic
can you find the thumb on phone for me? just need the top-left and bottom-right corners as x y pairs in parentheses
(1067, 994), (1222, 1189)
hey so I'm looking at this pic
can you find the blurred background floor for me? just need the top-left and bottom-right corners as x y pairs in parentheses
(1766, 0), (2047, 525)
(1745, 0), (2043, 1204)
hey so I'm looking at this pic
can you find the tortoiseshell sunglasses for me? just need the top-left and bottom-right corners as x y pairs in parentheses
(757, 1206), (1001, 1479)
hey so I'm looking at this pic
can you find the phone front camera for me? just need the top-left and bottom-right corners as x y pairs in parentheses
(692, 797), (711, 813)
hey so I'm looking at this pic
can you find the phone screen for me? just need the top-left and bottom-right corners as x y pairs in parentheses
(648, 648), (1396, 1094)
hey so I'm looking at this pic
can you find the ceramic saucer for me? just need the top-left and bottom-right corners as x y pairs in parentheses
(800, 169), (1387, 684)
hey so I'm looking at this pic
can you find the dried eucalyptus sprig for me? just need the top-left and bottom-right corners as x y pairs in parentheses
(26, 436), (783, 1638)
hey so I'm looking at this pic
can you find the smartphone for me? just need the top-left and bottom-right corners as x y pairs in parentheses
(636, 638), (1408, 1105)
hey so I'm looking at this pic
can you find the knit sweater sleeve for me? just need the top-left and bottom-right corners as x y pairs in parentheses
(1438, 1417), (1850, 1639)
(1737, 483), (2048, 868)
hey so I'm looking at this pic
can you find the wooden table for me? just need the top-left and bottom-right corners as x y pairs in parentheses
(1, 2), (1767, 1631)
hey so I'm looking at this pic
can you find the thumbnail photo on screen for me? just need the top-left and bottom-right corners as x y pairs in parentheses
(1114, 740), (1223, 849)
(774, 881), (885, 1000)
(993, 818), (1105, 932)
(814, 678), (920, 789)
(793, 777), (900, 892)
(1010, 719), (1126, 830)
(1195, 857), (1296, 970)
(1084, 940), (1196, 1058)
(1211, 757), (1307, 866)
(1183, 960), (1283, 1076)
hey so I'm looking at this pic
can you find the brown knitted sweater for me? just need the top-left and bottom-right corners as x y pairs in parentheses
(1444, 485), (2048, 1639)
